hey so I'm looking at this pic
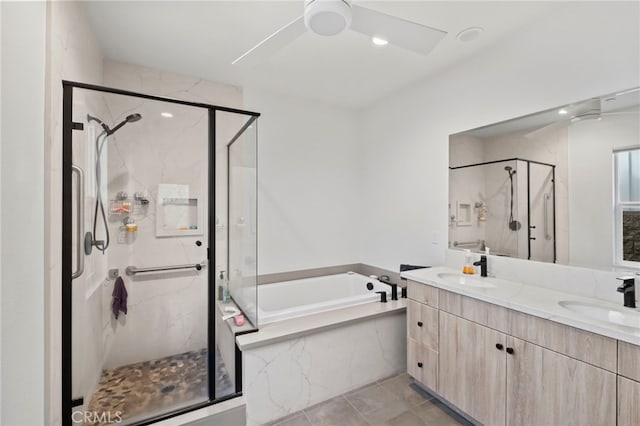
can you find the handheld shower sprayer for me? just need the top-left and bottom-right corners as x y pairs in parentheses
(86, 113), (142, 254)
(505, 165), (521, 231)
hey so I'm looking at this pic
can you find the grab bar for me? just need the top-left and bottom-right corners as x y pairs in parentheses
(72, 165), (85, 279)
(544, 193), (551, 240)
(125, 262), (206, 276)
(453, 240), (481, 247)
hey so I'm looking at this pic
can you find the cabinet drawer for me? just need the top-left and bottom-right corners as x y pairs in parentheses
(618, 376), (640, 426)
(439, 290), (509, 334)
(407, 280), (438, 307)
(508, 310), (617, 372)
(407, 338), (437, 391)
(407, 300), (438, 351)
(618, 341), (640, 381)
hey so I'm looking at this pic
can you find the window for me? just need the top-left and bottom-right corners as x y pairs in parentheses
(614, 148), (640, 266)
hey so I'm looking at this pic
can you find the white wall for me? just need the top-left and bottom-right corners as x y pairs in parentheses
(359, 2), (640, 272)
(244, 89), (361, 275)
(0, 2), (47, 425)
(569, 112), (640, 269)
(45, 1), (106, 423)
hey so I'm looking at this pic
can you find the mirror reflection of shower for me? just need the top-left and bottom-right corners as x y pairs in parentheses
(449, 158), (556, 262)
(86, 113), (142, 254)
(505, 166), (521, 231)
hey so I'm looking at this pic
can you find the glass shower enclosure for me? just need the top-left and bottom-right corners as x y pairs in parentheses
(449, 158), (556, 262)
(62, 81), (259, 425)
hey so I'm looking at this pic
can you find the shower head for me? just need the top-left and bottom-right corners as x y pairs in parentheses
(107, 113), (143, 135)
(504, 166), (512, 172)
(126, 113), (142, 123)
(504, 166), (516, 176)
(87, 114), (110, 133)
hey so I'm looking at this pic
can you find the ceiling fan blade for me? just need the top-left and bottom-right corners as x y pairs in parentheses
(232, 16), (306, 66)
(350, 5), (447, 56)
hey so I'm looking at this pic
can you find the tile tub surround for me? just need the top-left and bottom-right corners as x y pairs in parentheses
(239, 305), (406, 425)
(402, 264), (640, 344)
(267, 373), (469, 426)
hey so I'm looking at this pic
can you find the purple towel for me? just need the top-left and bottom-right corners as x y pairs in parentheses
(112, 276), (128, 319)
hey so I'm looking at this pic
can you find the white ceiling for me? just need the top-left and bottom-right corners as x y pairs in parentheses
(85, 1), (565, 110)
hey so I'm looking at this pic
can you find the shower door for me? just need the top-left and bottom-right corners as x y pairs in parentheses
(61, 82), (263, 426)
(528, 162), (556, 262)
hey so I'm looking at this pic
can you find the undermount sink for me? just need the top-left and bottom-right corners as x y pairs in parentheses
(559, 301), (640, 330)
(437, 273), (497, 288)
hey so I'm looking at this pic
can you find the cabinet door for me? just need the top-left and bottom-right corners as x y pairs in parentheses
(407, 300), (438, 350)
(439, 312), (507, 426)
(618, 376), (640, 426)
(506, 336), (616, 426)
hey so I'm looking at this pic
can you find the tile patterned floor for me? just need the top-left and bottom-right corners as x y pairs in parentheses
(266, 373), (471, 426)
(86, 347), (233, 425)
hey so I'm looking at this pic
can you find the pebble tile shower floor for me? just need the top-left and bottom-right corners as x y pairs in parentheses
(85, 348), (233, 425)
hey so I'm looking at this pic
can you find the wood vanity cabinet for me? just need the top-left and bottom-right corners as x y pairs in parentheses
(407, 280), (622, 426)
(618, 342), (640, 426)
(407, 299), (438, 390)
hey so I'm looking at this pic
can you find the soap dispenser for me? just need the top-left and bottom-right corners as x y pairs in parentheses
(463, 249), (475, 275)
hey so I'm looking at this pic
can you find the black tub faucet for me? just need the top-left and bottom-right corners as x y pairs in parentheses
(473, 255), (488, 277)
(616, 276), (636, 308)
(378, 275), (398, 301)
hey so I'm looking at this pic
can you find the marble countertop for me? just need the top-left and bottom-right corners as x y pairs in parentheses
(402, 266), (640, 346)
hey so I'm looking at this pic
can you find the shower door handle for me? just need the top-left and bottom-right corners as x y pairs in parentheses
(72, 165), (85, 279)
(544, 193), (551, 241)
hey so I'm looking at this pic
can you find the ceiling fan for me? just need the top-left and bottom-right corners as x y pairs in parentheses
(525, 98), (639, 139)
(232, 0), (447, 66)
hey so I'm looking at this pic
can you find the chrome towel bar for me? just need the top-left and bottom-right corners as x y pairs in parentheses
(125, 262), (206, 276)
(453, 240), (481, 247)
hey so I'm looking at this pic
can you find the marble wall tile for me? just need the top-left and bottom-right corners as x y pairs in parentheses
(243, 313), (406, 426)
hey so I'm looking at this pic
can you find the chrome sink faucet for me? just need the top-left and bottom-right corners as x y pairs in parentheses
(616, 276), (636, 309)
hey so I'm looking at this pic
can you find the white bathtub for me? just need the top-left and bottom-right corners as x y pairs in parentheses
(257, 272), (390, 325)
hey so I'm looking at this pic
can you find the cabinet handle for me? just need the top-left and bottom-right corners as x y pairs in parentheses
(496, 343), (504, 350)
(506, 347), (514, 355)
(417, 321), (423, 327)
(417, 362), (423, 368)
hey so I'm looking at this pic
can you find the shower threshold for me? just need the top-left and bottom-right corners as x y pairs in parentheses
(84, 347), (233, 425)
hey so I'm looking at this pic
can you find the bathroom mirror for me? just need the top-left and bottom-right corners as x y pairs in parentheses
(449, 87), (640, 270)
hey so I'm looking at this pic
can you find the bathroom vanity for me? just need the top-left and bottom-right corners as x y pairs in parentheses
(402, 266), (640, 426)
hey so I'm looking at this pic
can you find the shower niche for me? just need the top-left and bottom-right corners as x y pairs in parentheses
(62, 82), (259, 426)
(155, 184), (202, 237)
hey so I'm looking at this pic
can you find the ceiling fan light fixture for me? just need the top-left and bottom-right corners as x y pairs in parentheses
(304, 0), (352, 36)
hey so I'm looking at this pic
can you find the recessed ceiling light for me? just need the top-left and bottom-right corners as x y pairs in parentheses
(558, 109), (568, 115)
(372, 36), (388, 46)
(456, 27), (484, 42)
(161, 112), (173, 118)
